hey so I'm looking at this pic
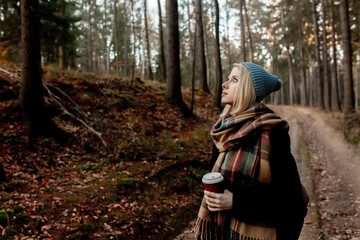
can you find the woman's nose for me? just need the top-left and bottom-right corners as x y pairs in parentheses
(222, 81), (228, 89)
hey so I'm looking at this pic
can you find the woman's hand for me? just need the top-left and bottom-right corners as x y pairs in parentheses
(204, 189), (233, 212)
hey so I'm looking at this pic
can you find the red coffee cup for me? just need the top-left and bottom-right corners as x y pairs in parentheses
(202, 172), (224, 193)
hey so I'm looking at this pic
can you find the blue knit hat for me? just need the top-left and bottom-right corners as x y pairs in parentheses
(240, 62), (282, 102)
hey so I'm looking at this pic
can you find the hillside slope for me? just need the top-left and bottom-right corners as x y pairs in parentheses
(0, 65), (220, 239)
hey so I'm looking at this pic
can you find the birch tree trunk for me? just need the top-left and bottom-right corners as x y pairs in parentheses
(339, 0), (355, 114)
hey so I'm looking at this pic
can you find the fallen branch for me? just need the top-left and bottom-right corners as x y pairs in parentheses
(48, 85), (89, 122)
(43, 84), (107, 147)
(0, 67), (20, 81)
(0, 66), (107, 147)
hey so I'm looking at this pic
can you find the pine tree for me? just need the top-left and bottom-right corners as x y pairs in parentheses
(165, 0), (191, 116)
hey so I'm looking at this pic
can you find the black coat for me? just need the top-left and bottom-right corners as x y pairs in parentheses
(209, 125), (308, 240)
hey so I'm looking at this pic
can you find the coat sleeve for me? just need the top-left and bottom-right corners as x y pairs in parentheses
(230, 126), (307, 239)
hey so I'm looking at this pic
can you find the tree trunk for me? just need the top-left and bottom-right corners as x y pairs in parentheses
(124, 0), (128, 77)
(130, 0), (136, 86)
(113, 0), (119, 75)
(191, 24), (197, 113)
(329, 0), (341, 111)
(213, 0), (223, 108)
(225, 0), (232, 71)
(311, 0), (324, 109)
(281, 5), (297, 105)
(158, 0), (166, 83)
(88, 0), (94, 72)
(59, 45), (64, 69)
(322, 0), (331, 111)
(103, 0), (110, 73)
(58, 0), (65, 69)
(287, 50), (297, 105)
(186, 0), (194, 78)
(195, 0), (210, 93)
(244, 1), (253, 62)
(309, 60), (315, 107)
(144, 0), (154, 80)
(239, 0), (246, 62)
(165, 0), (191, 116)
(299, 30), (308, 106)
(339, 0), (355, 114)
(20, 0), (51, 145)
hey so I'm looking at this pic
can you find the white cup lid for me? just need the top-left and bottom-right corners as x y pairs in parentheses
(202, 172), (224, 184)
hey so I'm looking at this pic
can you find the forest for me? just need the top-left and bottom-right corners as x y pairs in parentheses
(0, 0), (360, 239)
(1, 0), (360, 112)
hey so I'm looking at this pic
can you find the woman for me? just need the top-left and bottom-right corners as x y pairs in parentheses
(193, 63), (308, 240)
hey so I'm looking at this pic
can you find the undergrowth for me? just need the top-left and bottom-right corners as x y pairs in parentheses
(0, 65), (219, 239)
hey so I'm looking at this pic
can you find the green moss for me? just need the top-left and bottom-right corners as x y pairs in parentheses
(66, 195), (78, 203)
(117, 178), (141, 188)
(0, 193), (12, 203)
(106, 173), (130, 179)
(0, 205), (26, 227)
(8, 179), (30, 189)
(192, 129), (209, 138)
(76, 164), (92, 171)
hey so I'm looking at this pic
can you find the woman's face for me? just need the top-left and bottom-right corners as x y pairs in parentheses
(221, 67), (240, 105)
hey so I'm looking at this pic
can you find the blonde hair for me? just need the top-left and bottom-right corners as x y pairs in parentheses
(220, 63), (257, 118)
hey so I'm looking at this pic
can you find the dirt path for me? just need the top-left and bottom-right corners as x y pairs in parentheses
(284, 106), (360, 240)
(273, 106), (320, 240)
(174, 106), (360, 240)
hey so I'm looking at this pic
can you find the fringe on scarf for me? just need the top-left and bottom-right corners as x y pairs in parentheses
(193, 217), (275, 240)
(193, 217), (224, 240)
(230, 231), (275, 240)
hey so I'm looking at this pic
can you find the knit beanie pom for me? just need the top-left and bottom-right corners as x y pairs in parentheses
(240, 62), (282, 102)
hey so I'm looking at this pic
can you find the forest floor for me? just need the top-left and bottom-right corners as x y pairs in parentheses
(0, 63), (219, 239)
(1, 63), (360, 240)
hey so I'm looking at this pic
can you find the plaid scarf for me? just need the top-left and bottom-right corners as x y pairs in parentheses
(193, 103), (289, 240)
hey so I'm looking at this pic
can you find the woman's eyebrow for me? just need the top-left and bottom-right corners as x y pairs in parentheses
(228, 74), (239, 79)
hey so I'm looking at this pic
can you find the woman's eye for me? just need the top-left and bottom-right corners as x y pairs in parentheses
(233, 78), (238, 82)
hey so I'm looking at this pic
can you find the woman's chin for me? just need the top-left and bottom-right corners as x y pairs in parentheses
(221, 101), (232, 105)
